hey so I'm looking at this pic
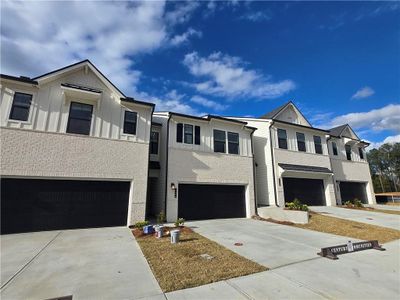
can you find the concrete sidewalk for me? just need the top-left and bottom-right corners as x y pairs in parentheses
(366, 204), (400, 211)
(1, 227), (163, 300)
(310, 206), (400, 229)
(166, 219), (400, 300)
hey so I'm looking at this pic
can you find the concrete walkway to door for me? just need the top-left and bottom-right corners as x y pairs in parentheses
(310, 206), (400, 229)
(1, 227), (164, 300)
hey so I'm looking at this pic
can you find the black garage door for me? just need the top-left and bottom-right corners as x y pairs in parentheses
(1, 179), (130, 234)
(178, 184), (246, 220)
(283, 178), (326, 206)
(339, 182), (367, 204)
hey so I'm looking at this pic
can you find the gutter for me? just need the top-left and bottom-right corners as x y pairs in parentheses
(250, 129), (258, 215)
(163, 113), (172, 216)
(269, 121), (279, 207)
(326, 135), (339, 205)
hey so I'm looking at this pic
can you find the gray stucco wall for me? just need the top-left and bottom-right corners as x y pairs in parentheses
(0, 127), (149, 224)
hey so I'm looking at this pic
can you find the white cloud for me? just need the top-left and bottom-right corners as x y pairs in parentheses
(367, 135), (400, 150)
(329, 104), (400, 133)
(165, 89), (185, 101)
(183, 51), (295, 100)
(1, 1), (201, 96)
(190, 95), (229, 111)
(351, 86), (375, 99)
(240, 11), (272, 22)
(170, 28), (202, 46)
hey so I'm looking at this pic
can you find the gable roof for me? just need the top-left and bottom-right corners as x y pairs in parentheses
(329, 124), (360, 140)
(259, 101), (312, 127)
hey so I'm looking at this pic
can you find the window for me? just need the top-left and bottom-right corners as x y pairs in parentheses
(228, 132), (239, 154)
(358, 147), (364, 159)
(184, 124), (193, 144)
(9, 92), (32, 121)
(332, 142), (338, 156)
(296, 132), (306, 152)
(313, 135), (323, 154)
(66, 102), (93, 135)
(277, 129), (287, 149)
(123, 111), (137, 135)
(345, 145), (352, 161)
(176, 123), (183, 143)
(214, 129), (226, 153)
(195, 126), (201, 145)
(150, 131), (159, 155)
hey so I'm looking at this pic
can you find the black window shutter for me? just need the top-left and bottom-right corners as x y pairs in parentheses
(177, 123), (183, 143)
(195, 126), (200, 145)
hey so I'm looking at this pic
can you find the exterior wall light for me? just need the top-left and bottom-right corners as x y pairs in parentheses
(171, 183), (177, 198)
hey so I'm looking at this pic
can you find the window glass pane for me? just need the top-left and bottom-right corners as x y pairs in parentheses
(296, 132), (306, 152)
(332, 142), (338, 156)
(123, 111), (137, 135)
(150, 131), (159, 154)
(313, 135), (322, 154)
(67, 102), (93, 135)
(345, 145), (352, 160)
(9, 92), (32, 121)
(195, 126), (201, 145)
(277, 129), (287, 149)
(214, 130), (226, 153)
(184, 124), (193, 144)
(228, 132), (239, 154)
(176, 123), (183, 143)
(359, 147), (364, 159)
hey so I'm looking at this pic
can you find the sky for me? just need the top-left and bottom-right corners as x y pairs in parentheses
(1, 1), (399, 149)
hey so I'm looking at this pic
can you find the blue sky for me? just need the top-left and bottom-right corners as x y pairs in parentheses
(1, 1), (399, 148)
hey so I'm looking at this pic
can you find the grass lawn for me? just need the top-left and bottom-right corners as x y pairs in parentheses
(133, 227), (267, 292)
(293, 212), (400, 243)
(341, 206), (400, 216)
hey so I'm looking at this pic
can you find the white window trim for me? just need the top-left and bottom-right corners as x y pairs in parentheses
(6, 88), (37, 125)
(121, 108), (138, 137)
(64, 99), (96, 136)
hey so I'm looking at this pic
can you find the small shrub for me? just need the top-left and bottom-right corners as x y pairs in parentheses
(174, 218), (185, 227)
(344, 198), (363, 208)
(133, 221), (149, 229)
(157, 211), (166, 224)
(285, 198), (309, 211)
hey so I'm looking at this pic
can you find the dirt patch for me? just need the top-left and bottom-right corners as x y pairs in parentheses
(133, 226), (267, 292)
(293, 212), (400, 243)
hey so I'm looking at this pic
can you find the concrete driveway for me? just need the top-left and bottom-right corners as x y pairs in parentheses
(1, 227), (163, 300)
(310, 206), (400, 229)
(167, 218), (400, 300)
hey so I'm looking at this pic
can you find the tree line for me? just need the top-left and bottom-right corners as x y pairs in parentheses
(367, 142), (400, 193)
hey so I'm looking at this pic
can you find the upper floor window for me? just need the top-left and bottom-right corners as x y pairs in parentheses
(332, 142), (338, 156)
(123, 111), (137, 135)
(296, 132), (306, 152)
(313, 135), (323, 154)
(358, 147), (364, 160)
(9, 92), (32, 121)
(228, 132), (239, 155)
(277, 129), (287, 149)
(150, 131), (159, 155)
(214, 129), (226, 153)
(184, 124), (193, 144)
(176, 123), (201, 145)
(66, 102), (93, 135)
(345, 145), (352, 161)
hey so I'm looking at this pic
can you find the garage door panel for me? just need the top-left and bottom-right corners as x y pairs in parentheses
(1, 179), (130, 234)
(178, 184), (246, 220)
(283, 178), (326, 206)
(340, 182), (367, 204)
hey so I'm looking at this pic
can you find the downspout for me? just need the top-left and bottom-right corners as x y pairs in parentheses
(250, 128), (258, 215)
(163, 113), (172, 216)
(269, 121), (279, 207)
(145, 104), (155, 219)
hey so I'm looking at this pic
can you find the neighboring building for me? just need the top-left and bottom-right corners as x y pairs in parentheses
(328, 124), (375, 204)
(234, 102), (336, 208)
(150, 112), (256, 222)
(0, 60), (154, 234)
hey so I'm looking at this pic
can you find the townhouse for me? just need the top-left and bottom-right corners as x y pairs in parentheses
(234, 101), (375, 208)
(327, 124), (375, 204)
(149, 112), (256, 222)
(0, 60), (154, 234)
(0, 60), (376, 234)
